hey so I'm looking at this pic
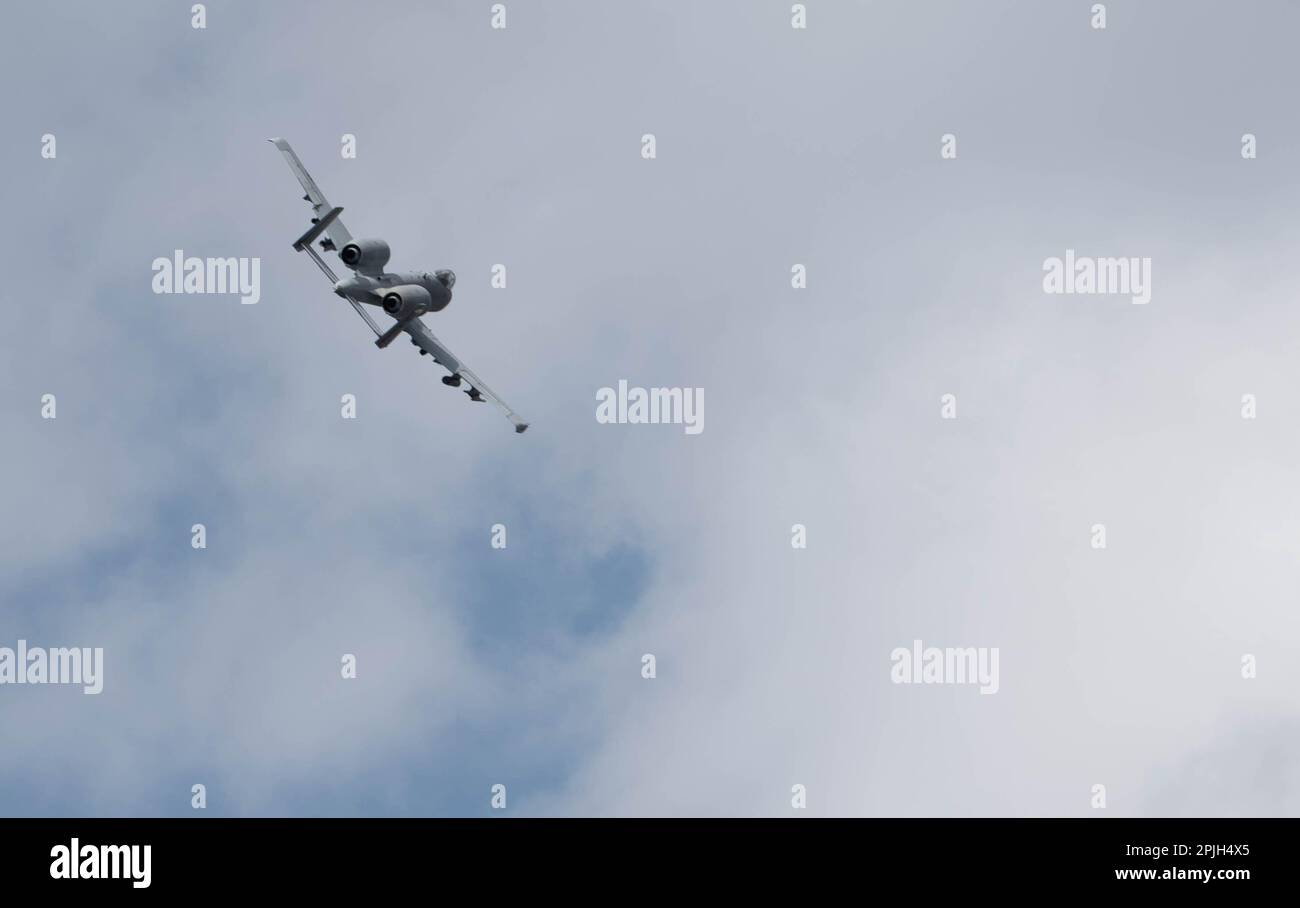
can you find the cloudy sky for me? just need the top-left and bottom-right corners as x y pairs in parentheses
(1, 0), (1298, 817)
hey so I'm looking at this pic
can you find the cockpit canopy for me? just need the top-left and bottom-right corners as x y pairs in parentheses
(435, 269), (456, 290)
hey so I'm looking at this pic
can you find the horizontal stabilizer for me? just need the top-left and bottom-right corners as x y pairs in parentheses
(375, 320), (406, 349)
(293, 206), (344, 251)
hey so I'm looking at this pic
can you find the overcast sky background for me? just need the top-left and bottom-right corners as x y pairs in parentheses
(1, 0), (1299, 816)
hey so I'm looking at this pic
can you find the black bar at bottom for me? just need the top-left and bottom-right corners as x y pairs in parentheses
(0, 818), (1283, 894)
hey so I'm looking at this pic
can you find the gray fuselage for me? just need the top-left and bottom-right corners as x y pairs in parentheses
(333, 269), (453, 312)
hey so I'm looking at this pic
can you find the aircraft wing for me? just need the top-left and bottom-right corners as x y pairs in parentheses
(404, 319), (529, 433)
(268, 138), (354, 251)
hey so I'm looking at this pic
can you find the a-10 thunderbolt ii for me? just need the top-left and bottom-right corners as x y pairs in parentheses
(269, 138), (528, 433)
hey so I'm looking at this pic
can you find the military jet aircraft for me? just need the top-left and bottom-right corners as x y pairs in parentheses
(269, 138), (528, 433)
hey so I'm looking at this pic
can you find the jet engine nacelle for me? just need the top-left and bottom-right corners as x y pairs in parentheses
(382, 284), (434, 321)
(339, 237), (391, 274)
